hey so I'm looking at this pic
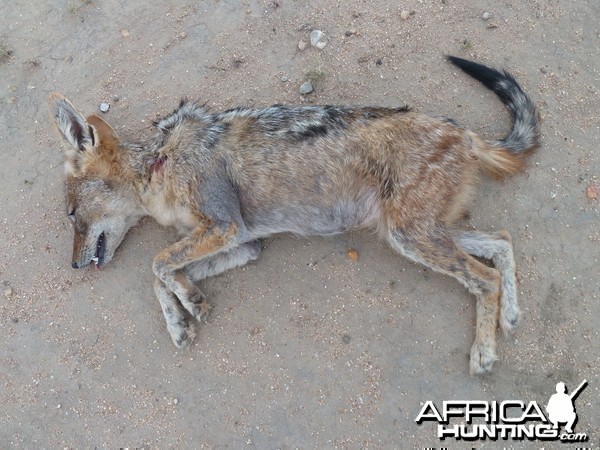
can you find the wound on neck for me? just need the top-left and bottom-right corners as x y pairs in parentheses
(148, 155), (167, 174)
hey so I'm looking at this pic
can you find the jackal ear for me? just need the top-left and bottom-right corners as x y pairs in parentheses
(48, 93), (95, 152)
(49, 93), (102, 176)
(85, 114), (118, 145)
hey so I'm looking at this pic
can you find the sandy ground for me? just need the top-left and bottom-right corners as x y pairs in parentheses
(0, 0), (598, 447)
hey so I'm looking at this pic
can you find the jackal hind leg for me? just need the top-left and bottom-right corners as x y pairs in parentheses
(387, 227), (502, 374)
(451, 230), (519, 334)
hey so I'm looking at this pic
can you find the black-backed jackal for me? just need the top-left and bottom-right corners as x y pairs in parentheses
(49, 57), (538, 374)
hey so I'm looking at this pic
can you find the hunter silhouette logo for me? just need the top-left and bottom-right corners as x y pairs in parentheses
(546, 380), (587, 434)
(415, 380), (589, 442)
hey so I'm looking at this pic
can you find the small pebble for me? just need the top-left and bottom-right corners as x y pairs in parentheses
(375, 58), (383, 66)
(299, 81), (313, 94)
(99, 102), (110, 113)
(121, 29), (130, 38)
(400, 10), (412, 20)
(4, 287), (13, 299)
(179, 32), (187, 39)
(540, 67), (547, 74)
(586, 184), (598, 200)
(280, 76), (288, 82)
(345, 28), (357, 37)
(347, 249), (359, 262)
(310, 30), (327, 49)
(342, 334), (351, 344)
(482, 12), (491, 20)
(173, 398), (179, 405)
(298, 39), (307, 51)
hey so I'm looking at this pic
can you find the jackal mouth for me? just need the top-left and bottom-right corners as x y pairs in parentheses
(91, 232), (106, 267)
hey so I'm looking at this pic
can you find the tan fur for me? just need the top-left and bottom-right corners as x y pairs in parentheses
(474, 135), (527, 178)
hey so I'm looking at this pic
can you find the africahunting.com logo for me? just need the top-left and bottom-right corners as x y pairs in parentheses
(415, 380), (588, 443)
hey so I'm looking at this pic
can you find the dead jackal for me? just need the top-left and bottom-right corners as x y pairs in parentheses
(49, 56), (538, 374)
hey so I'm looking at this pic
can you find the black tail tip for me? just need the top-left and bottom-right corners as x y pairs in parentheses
(446, 55), (466, 65)
(446, 55), (513, 91)
(446, 55), (497, 76)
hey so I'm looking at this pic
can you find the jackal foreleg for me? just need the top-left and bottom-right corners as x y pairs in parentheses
(152, 223), (240, 327)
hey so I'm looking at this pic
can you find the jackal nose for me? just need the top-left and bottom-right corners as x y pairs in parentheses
(71, 261), (79, 269)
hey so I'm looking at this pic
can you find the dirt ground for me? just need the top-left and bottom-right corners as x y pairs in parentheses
(0, 0), (598, 447)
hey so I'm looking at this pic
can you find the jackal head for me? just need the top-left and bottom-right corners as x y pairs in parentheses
(49, 93), (144, 269)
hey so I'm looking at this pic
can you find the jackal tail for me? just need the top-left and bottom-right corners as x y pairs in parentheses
(448, 55), (539, 178)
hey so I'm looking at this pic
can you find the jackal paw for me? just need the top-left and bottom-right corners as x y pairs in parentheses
(469, 341), (498, 375)
(182, 289), (213, 323)
(500, 302), (520, 335)
(247, 239), (262, 259)
(498, 229), (513, 244)
(168, 318), (196, 349)
(190, 299), (212, 323)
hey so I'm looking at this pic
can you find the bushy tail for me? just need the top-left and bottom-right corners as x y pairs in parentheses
(448, 56), (539, 176)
